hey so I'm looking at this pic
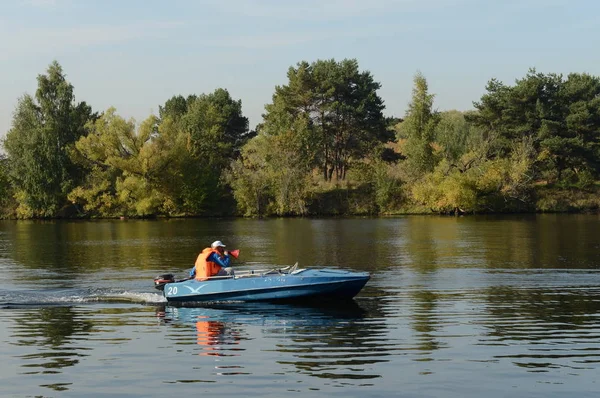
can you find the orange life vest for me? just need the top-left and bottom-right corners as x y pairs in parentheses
(195, 247), (222, 281)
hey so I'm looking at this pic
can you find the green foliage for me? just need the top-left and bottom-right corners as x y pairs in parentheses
(400, 72), (439, 175)
(0, 155), (16, 218)
(4, 61), (600, 218)
(181, 89), (250, 166)
(471, 69), (600, 185)
(2, 61), (94, 218)
(262, 58), (391, 182)
(411, 159), (479, 214)
(307, 183), (378, 215)
(68, 88), (250, 217)
(159, 89), (251, 214)
(70, 108), (166, 217)
(434, 110), (483, 164)
(116, 174), (164, 217)
(227, 156), (270, 217)
(158, 94), (195, 121)
(371, 162), (403, 212)
(535, 184), (600, 212)
(350, 158), (404, 213)
(67, 167), (120, 216)
(227, 130), (312, 216)
(229, 58), (392, 216)
(411, 138), (536, 214)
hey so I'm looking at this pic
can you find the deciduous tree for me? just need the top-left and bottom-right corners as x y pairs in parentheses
(3, 61), (94, 217)
(158, 89), (252, 214)
(69, 108), (166, 217)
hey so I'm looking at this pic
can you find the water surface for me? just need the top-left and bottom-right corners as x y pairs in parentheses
(0, 215), (599, 397)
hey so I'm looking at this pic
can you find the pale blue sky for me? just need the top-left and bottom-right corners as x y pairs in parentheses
(1, 0), (598, 141)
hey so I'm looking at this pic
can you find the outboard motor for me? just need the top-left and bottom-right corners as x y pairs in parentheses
(154, 274), (175, 291)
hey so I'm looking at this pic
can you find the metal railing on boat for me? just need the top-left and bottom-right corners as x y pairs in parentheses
(175, 263), (301, 283)
(207, 263), (299, 280)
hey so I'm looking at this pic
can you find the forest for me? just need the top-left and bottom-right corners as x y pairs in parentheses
(1, 59), (599, 219)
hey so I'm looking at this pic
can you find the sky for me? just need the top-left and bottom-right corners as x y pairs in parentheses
(1, 0), (599, 144)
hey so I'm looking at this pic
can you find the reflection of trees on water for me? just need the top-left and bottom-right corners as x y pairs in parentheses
(11, 306), (93, 389)
(474, 215), (600, 269)
(161, 301), (391, 383)
(483, 285), (600, 337)
(403, 220), (448, 355)
(410, 290), (445, 355)
(480, 285), (600, 370)
(5, 216), (600, 284)
(267, 301), (390, 382)
(5, 219), (208, 278)
(256, 218), (402, 273)
(396, 215), (600, 271)
(404, 216), (466, 271)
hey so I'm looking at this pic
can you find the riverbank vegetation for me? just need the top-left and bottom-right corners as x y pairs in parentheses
(1, 60), (599, 219)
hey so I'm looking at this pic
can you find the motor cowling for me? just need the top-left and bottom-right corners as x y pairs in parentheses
(154, 274), (175, 291)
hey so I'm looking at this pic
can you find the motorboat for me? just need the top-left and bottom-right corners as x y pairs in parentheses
(153, 263), (370, 304)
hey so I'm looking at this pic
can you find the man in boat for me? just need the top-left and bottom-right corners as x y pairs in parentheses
(190, 240), (234, 280)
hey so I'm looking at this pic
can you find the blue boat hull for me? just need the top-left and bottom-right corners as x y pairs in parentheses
(160, 268), (370, 303)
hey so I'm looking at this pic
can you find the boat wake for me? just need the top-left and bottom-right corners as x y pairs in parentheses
(0, 287), (166, 308)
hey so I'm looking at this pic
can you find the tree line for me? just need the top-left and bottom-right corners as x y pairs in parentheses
(1, 60), (599, 219)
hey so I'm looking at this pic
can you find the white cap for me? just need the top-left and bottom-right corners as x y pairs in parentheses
(211, 240), (226, 248)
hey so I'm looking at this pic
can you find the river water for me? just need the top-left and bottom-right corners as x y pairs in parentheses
(0, 215), (599, 397)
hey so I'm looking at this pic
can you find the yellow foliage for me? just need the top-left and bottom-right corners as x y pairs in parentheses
(14, 190), (34, 219)
(411, 160), (479, 213)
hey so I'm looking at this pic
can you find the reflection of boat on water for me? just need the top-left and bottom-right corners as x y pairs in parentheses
(195, 316), (243, 357)
(156, 300), (367, 326)
(155, 300), (388, 381)
(156, 302), (368, 360)
(153, 264), (370, 304)
(156, 301), (369, 356)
